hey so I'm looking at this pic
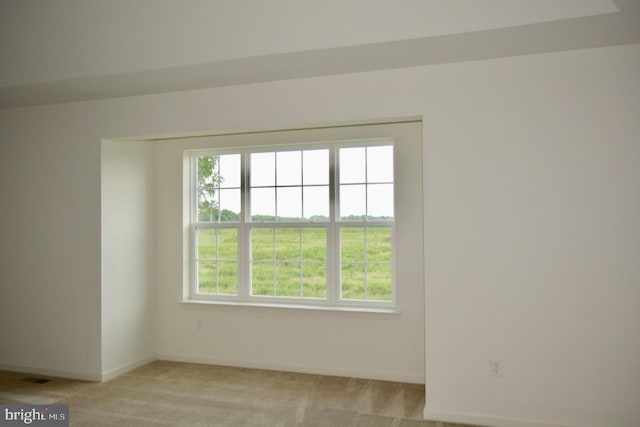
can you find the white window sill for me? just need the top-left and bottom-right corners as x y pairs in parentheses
(177, 299), (399, 315)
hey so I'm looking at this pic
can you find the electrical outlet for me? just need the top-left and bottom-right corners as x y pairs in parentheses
(490, 359), (503, 377)
(196, 319), (202, 329)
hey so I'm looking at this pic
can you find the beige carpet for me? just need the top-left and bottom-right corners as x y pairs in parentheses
(0, 361), (482, 426)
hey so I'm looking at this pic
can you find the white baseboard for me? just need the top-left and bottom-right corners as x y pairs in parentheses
(0, 362), (102, 382)
(0, 354), (423, 385)
(157, 353), (424, 384)
(423, 408), (577, 427)
(101, 356), (156, 382)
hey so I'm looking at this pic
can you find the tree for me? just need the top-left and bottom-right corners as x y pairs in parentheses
(197, 156), (223, 221)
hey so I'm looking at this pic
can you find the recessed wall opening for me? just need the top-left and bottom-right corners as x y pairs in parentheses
(101, 119), (425, 385)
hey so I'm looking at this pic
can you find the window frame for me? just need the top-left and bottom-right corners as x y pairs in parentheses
(188, 139), (396, 309)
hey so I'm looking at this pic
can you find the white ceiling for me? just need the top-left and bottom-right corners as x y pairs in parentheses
(1, 0), (638, 109)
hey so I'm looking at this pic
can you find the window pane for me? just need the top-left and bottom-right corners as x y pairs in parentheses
(366, 146), (393, 183)
(196, 228), (238, 296)
(367, 227), (392, 262)
(218, 262), (238, 295)
(251, 187), (275, 221)
(275, 228), (300, 261)
(197, 229), (216, 260)
(276, 262), (302, 297)
(198, 261), (216, 294)
(341, 227), (365, 262)
(341, 264), (366, 300)
(340, 147), (365, 184)
(197, 156), (220, 222)
(198, 201), (214, 222)
(302, 228), (326, 262)
(340, 185), (366, 220)
(251, 228), (273, 261)
(303, 264), (326, 298)
(252, 262), (274, 296)
(367, 184), (394, 220)
(197, 189), (216, 223)
(217, 229), (238, 260)
(219, 154), (241, 188)
(367, 263), (392, 301)
(303, 186), (329, 221)
(276, 151), (301, 186)
(251, 152), (275, 187)
(218, 189), (241, 222)
(276, 187), (302, 221)
(197, 156), (218, 187)
(303, 149), (329, 185)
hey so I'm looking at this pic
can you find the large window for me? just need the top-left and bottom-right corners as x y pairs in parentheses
(190, 141), (395, 307)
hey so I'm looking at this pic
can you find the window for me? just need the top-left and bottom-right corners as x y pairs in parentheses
(190, 141), (395, 308)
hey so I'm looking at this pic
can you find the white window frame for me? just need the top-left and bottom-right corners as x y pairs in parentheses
(188, 139), (396, 309)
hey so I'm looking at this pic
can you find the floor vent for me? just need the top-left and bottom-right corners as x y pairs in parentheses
(21, 377), (52, 384)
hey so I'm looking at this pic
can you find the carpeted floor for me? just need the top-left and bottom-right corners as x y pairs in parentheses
(0, 361), (482, 426)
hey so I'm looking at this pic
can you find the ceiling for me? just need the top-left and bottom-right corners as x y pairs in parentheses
(1, 0), (638, 109)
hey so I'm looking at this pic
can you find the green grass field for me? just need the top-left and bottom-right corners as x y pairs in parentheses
(197, 226), (392, 301)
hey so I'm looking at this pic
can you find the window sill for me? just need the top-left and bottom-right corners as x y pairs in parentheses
(177, 299), (399, 315)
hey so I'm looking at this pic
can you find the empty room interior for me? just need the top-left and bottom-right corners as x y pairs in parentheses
(0, 1), (639, 426)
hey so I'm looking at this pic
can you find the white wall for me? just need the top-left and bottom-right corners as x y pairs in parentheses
(0, 43), (637, 426)
(421, 49), (640, 427)
(100, 140), (156, 380)
(0, 104), (102, 380)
